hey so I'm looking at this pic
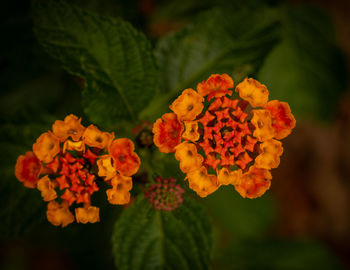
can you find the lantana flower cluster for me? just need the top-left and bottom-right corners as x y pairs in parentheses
(15, 114), (140, 227)
(153, 74), (295, 198)
(145, 177), (184, 211)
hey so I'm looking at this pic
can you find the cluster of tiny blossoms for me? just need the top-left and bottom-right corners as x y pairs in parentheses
(145, 177), (184, 211)
(15, 115), (140, 227)
(153, 74), (295, 199)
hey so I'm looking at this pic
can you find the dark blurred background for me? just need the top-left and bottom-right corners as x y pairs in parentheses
(1, 0), (350, 269)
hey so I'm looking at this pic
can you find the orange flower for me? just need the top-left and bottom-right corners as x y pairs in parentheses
(186, 166), (219, 198)
(75, 206), (100, 224)
(37, 175), (57, 201)
(255, 139), (283, 169)
(153, 113), (184, 153)
(169, 89), (204, 121)
(109, 138), (140, 177)
(217, 167), (242, 186)
(264, 100), (296, 139)
(33, 132), (60, 163)
(83, 124), (114, 149)
(97, 155), (116, 180)
(15, 151), (42, 188)
(15, 114), (139, 227)
(174, 142), (203, 173)
(52, 114), (85, 142)
(182, 121), (200, 142)
(234, 166), (272, 199)
(63, 140), (85, 153)
(106, 174), (133, 205)
(236, 78), (269, 107)
(152, 74), (295, 199)
(250, 110), (275, 141)
(46, 201), (75, 227)
(197, 74), (234, 99)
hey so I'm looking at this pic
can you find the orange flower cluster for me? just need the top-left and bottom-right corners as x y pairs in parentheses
(153, 74), (295, 199)
(15, 115), (140, 227)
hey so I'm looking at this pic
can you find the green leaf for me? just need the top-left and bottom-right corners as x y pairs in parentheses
(141, 7), (280, 120)
(33, 0), (157, 126)
(112, 196), (212, 270)
(258, 5), (347, 121)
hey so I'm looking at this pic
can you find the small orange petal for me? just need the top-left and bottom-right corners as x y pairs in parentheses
(75, 206), (100, 224)
(83, 124), (114, 149)
(109, 139), (141, 177)
(186, 166), (219, 198)
(174, 142), (203, 173)
(33, 132), (60, 163)
(55, 175), (70, 190)
(61, 189), (76, 206)
(97, 155), (116, 180)
(236, 78), (269, 107)
(170, 88), (204, 121)
(234, 166), (272, 199)
(182, 121), (200, 142)
(255, 139), (283, 169)
(63, 140), (85, 153)
(15, 151), (42, 188)
(264, 100), (296, 140)
(107, 174), (133, 205)
(37, 175), (57, 201)
(251, 109), (275, 141)
(153, 113), (184, 153)
(235, 152), (252, 170)
(46, 201), (75, 227)
(217, 168), (242, 186)
(45, 156), (60, 174)
(197, 74), (234, 99)
(52, 114), (85, 142)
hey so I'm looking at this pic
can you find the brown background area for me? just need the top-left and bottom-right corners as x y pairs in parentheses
(273, 0), (350, 267)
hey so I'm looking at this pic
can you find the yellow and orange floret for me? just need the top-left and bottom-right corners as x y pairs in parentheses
(153, 74), (295, 199)
(15, 114), (140, 227)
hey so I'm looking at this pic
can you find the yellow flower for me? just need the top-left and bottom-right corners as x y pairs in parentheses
(174, 142), (203, 173)
(251, 109), (275, 141)
(37, 175), (57, 201)
(33, 132), (60, 163)
(97, 155), (116, 180)
(169, 88), (204, 121)
(217, 167), (242, 186)
(83, 124), (114, 149)
(182, 121), (200, 142)
(106, 174), (133, 205)
(52, 114), (85, 142)
(63, 140), (85, 153)
(255, 139), (283, 169)
(186, 166), (219, 198)
(234, 166), (272, 199)
(236, 78), (269, 107)
(75, 206), (100, 224)
(46, 201), (75, 227)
